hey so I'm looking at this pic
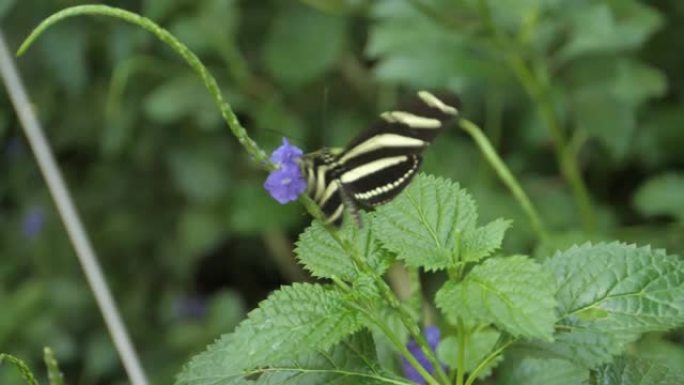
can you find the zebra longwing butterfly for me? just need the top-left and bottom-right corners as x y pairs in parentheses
(300, 90), (460, 226)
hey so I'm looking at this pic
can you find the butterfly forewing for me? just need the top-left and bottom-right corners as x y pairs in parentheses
(300, 90), (459, 226)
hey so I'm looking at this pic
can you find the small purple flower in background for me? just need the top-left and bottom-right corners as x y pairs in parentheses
(22, 206), (45, 240)
(264, 138), (307, 204)
(173, 294), (208, 321)
(402, 326), (443, 385)
(4, 136), (23, 161)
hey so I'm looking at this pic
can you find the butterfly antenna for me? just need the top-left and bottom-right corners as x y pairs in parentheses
(321, 86), (330, 139)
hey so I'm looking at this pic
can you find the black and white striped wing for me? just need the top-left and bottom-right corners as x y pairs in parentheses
(300, 91), (460, 227)
(336, 91), (459, 208)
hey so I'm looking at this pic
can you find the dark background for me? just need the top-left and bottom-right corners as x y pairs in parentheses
(1, 0), (683, 384)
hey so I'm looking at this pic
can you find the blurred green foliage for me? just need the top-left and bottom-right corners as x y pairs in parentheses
(0, 0), (683, 384)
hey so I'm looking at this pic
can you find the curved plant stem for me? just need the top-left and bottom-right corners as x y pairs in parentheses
(460, 118), (549, 243)
(17, 5), (272, 169)
(0, 353), (40, 385)
(464, 337), (515, 385)
(476, 0), (596, 234)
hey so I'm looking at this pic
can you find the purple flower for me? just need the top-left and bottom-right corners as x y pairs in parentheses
(173, 295), (208, 320)
(402, 326), (443, 385)
(264, 138), (307, 204)
(22, 206), (45, 240)
(4, 136), (23, 161)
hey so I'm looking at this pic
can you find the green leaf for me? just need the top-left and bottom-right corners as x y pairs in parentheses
(0, 0), (17, 20)
(175, 283), (363, 385)
(497, 356), (588, 385)
(611, 60), (667, 106)
(594, 356), (684, 385)
(167, 147), (229, 204)
(373, 174), (508, 271)
(436, 255), (557, 340)
(366, 2), (503, 89)
(41, 23), (88, 96)
(262, 3), (346, 88)
(532, 243), (684, 367)
(170, 0), (239, 55)
(227, 181), (302, 234)
(437, 328), (501, 377)
(254, 332), (410, 385)
(566, 58), (665, 159)
(460, 219), (511, 263)
(177, 208), (224, 256)
(635, 334), (684, 373)
(559, 2), (662, 61)
(634, 173), (684, 222)
(295, 212), (391, 281)
(144, 75), (219, 130)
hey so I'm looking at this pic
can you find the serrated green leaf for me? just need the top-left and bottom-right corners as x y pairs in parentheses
(255, 332), (410, 385)
(436, 255), (557, 340)
(532, 242), (684, 367)
(595, 356), (684, 385)
(295, 212), (391, 281)
(262, 3), (346, 88)
(460, 219), (511, 263)
(497, 356), (588, 385)
(634, 173), (684, 222)
(437, 328), (501, 377)
(175, 283), (363, 385)
(374, 174), (508, 271)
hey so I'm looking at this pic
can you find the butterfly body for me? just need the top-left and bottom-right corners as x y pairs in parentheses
(300, 91), (460, 226)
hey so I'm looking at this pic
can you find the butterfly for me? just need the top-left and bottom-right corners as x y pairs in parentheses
(300, 90), (460, 226)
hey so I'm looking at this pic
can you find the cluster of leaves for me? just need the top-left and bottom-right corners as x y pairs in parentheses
(177, 174), (684, 385)
(2, 0), (684, 384)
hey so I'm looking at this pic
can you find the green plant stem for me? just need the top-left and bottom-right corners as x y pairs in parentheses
(369, 311), (442, 385)
(476, 0), (596, 234)
(330, 276), (440, 385)
(460, 118), (549, 243)
(0, 353), (39, 385)
(327, 229), (450, 385)
(456, 319), (467, 385)
(507, 57), (595, 234)
(17, 5), (272, 169)
(43, 348), (65, 385)
(464, 338), (515, 385)
(408, 267), (424, 324)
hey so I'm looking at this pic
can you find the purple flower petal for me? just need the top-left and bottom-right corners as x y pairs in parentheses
(402, 326), (443, 385)
(270, 138), (303, 165)
(264, 138), (307, 204)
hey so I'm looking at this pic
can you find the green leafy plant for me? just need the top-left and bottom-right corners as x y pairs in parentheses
(7, 2), (684, 385)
